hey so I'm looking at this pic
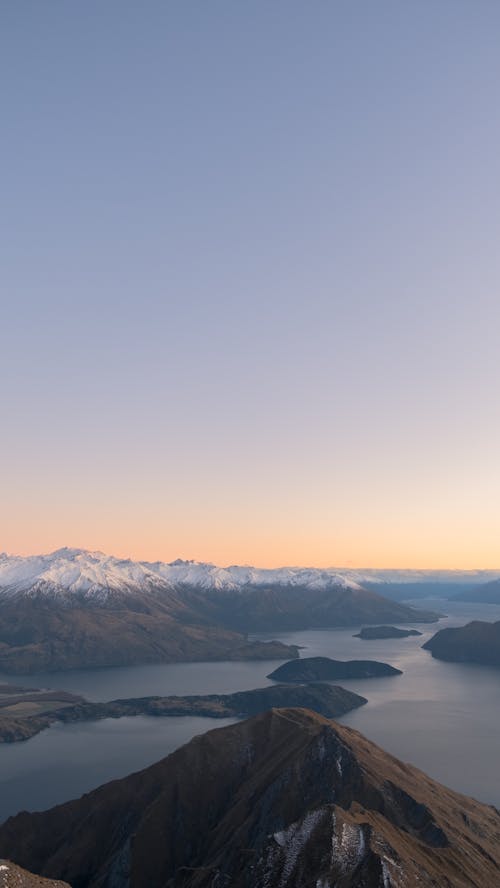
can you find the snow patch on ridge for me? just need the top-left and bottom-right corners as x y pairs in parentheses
(273, 808), (326, 885)
(2, 547), (496, 602)
(330, 811), (366, 875)
(0, 549), (172, 601)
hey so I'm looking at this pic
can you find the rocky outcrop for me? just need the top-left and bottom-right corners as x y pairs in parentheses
(353, 626), (422, 639)
(0, 859), (70, 887)
(423, 620), (500, 667)
(267, 656), (402, 682)
(1, 709), (500, 887)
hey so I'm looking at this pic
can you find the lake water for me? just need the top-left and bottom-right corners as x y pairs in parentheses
(1, 599), (500, 823)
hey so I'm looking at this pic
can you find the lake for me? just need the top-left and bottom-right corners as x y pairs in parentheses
(1, 598), (499, 823)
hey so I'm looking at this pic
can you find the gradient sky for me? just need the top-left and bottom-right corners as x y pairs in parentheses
(2, 2), (500, 568)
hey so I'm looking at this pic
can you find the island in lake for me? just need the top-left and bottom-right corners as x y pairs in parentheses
(423, 620), (500, 667)
(267, 656), (402, 683)
(354, 625), (422, 640)
(0, 681), (367, 744)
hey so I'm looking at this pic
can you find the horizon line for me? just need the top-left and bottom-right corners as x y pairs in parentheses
(2, 546), (500, 574)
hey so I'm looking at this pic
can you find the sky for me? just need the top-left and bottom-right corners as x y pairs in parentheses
(1, 2), (500, 568)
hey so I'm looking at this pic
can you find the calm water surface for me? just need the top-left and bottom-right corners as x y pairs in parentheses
(1, 599), (499, 822)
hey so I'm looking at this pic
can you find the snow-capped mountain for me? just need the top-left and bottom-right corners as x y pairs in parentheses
(0, 549), (365, 601)
(0, 548), (174, 602)
(0, 549), (300, 674)
(149, 559), (364, 593)
(343, 568), (500, 586)
(0, 549), (446, 674)
(1, 548), (497, 602)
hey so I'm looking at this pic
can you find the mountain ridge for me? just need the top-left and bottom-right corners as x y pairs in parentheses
(2, 549), (498, 601)
(1, 707), (500, 887)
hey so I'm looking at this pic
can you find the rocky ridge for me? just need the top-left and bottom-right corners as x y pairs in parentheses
(0, 859), (70, 887)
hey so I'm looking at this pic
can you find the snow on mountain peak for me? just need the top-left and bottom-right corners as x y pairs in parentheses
(0, 549), (172, 602)
(4, 549), (495, 603)
(0, 549), (363, 600)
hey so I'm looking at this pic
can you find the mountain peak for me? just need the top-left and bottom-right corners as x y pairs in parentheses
(2, 708), (500, 887)
(0, 549), (366, 600)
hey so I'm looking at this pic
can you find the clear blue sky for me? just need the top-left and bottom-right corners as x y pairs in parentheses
(2, 2), (500, 566)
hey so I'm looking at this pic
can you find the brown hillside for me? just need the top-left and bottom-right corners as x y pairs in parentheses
(1, 708), (500, 886)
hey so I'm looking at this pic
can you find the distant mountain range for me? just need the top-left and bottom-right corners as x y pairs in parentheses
(1, 548), (498, 600)
(0, 549), (442, 673)
(451, 578), (500, 604)
(2, 708), (500, 887)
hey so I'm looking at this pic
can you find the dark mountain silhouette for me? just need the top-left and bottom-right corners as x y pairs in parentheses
(423, 620), (500, 667)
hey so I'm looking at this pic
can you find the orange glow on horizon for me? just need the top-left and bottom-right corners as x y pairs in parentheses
(4, 531), (500, 571)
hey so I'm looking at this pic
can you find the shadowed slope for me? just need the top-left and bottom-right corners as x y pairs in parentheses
(423, 620), (500, 667)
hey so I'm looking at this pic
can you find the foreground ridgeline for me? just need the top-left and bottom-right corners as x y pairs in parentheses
(423, 620), (500, 667)
(0, 549), (438, 674)
(1, 708), (500, 887)
(267, 656), (402, 682)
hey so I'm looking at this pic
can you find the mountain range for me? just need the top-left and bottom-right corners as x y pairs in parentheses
(2, 708), (500, 887)
(0, 549), (441, 673)
(1, 549), (498, 600)
(451, 578), (500, 604)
